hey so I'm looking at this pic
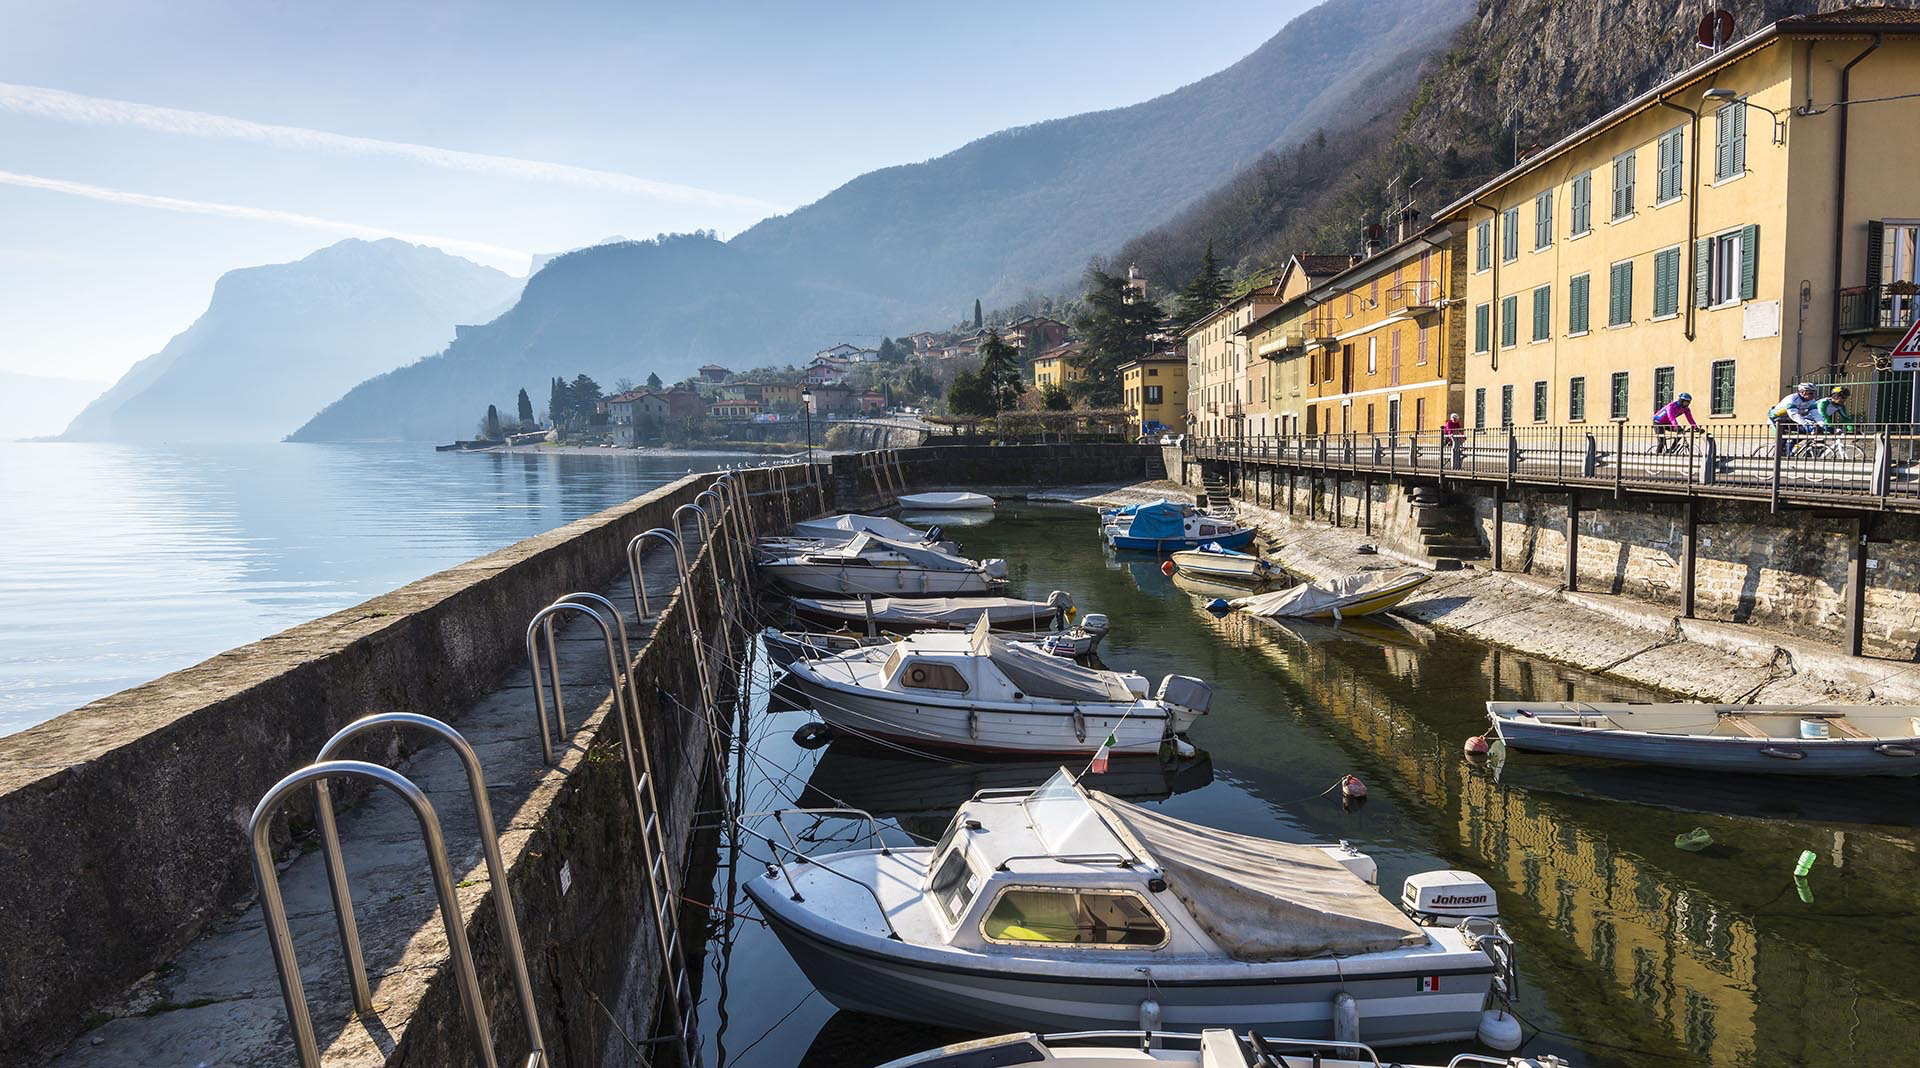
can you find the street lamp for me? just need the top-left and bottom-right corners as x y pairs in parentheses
(800, 387), (814, 467)
(1701, 87), (1787, 144)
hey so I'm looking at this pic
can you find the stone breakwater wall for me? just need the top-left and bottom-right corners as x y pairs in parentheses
(0, 463), (830, 1065)
(831, 442), (1166, 510)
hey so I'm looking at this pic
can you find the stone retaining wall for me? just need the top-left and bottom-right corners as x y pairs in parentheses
(831, 443), (1165, 509)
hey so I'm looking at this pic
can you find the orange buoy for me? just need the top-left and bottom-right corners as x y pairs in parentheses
(1341, 774), (1367, 799)
(1463, 734), (1491, 756)
(1161, 560), (1175, 576)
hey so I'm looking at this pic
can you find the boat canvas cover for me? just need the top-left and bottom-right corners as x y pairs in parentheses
(968, 615), (1135, 702)
(1123, 501), (1188, 540)
(792, 595), (1063, 628)
(837, 532), (977, 571)
(1232, 570), (1421, 618)
(793, 514), (928, 543)
(1090, 793), (1426, 959)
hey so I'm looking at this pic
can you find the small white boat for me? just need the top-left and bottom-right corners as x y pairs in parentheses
(879, 1030), (1570, 1068)
(762, 532), (1008, 597)
(792, 591), (1074, 630)
(1104, 501), (1255, 553)
(900, 491), (996, 510)
(1232, 570), (1430, 620)
(763, 621), (1108, 668)
(1488, 702), (1920, 778)
(746, 770), (1519, 1048)
(794, 513), (946, 543)
(1171, 543), (1273, 583)
(782, 617), (1207, 754)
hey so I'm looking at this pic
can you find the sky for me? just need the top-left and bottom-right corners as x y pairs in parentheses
(0, 0), (1316, 385)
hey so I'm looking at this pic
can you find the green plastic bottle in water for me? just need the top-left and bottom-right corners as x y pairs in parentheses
(1793, 849), (1817, 877)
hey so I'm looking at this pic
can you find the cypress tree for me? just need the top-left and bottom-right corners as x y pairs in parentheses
(973, 298), (983, 329)
(516, 388), (534, 425)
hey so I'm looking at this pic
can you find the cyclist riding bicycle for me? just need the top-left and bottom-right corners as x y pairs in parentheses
(1653, 393), (1698, 453)
(1817, 386), (1857, 432)
(1769, 382), (1827, 454)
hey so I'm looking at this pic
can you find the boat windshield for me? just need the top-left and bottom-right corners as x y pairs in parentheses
(1023, 769), (1118, 856)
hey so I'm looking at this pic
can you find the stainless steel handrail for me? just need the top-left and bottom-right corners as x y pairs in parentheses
(311, 714), (544, 1065)
(247, 761), (498, 1068)
(627, 526), (688, 621)
(524, 600), (629, 766)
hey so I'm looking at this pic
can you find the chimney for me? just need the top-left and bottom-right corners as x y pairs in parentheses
(1395, 206), (1423, 243)
(1363, 224), (1385, 258)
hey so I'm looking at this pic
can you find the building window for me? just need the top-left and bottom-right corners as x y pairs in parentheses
(1655, 126), (1685, 204)
(1654, 366), (1675, 409)
(1710, 359), (1736, 416)
(1608, 259), (1634, 326)
(1534, 190), (1553, 250)
(1500, 384), (1514, 428)
(1872, 221), (1920, 328)
(1570, 171), (1593, 235)
(1611, 150), (1636, 220)
(1569, 273), (1591, 334)
(1714, 100), (1747, 181)
(1476, 219), (1492, 272)
(1474, 303), (1491, 354)
(1502, 207), (1520, 263)
(1390, 330), (1402, 385)
(1569, 376), (1587, 421)
(1653, 246), (1682, 318)
(1501, 294), (1519, 348)
(1610, 371), (1630, 420)
(1417, 323), (1429, 364)
(1366, 336), (1377, 374)
(1533, 380), (1549, 422)
(1145, 385), (1163, 404)
(1698, 225), (1758, 307)
(1532, 284), (1552, 342)
(1475, 387), (1487, 428)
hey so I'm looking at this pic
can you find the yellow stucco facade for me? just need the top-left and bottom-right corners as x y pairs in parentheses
(1448, 27), (1920, 428)
(1183, 282), (1284, 439)
(1121, 354), (1186, 437)
(1031, 349), (1083, 389)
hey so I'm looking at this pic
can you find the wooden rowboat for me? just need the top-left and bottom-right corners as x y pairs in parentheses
(1488, 702), (1920, 778)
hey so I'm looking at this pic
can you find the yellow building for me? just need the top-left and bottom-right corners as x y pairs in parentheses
(1120, 352), (1187, 437)
(756, 382), (803, 412)
(1182, 280), (1286, 440)
(1030, 341), (1084, 389)
(1445, 9), (1920, 428)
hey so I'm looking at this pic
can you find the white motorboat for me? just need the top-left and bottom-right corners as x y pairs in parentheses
(791, 591), (1074, 630)
(900, 491), (996, 510)
(1170, 544), (1273, 583)
(763, 621), (1108, 669)
(781, 617), (1207, 754)
(746, 770), (1519, 1048)
(879, 1030), (1569, 1068)
(1488, 702), (1920, 778)
(762, 532), (1008, 597)
(759, 514), (963, 560)
(1232, 570), (1431, 620)
(1103, 501), (1255, 553)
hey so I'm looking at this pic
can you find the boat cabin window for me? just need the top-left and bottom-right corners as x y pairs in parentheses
(898, 659), (969, 693)
(980, 887), (1167, 948)
(1198, 524), (1222, 536)
(928, 844), (980, 923)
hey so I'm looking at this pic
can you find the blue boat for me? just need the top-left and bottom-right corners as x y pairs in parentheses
(1103, 500), (1256, 553)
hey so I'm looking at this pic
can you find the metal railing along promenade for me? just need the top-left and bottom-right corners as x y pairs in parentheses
(1190, 423), (1920, 511)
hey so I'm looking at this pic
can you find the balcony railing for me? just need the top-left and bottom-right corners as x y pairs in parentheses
(1305, 314), (1339, 345)
(1839, 283), (1920, 335)
(1186, 422), (1920, 511)
(1384, 279), (1441, 315)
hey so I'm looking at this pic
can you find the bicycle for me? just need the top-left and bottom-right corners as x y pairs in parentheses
(1749, 426), (1866, 483)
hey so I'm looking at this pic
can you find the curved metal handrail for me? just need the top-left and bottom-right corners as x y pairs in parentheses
(627, 527), (687, 620)
(524, 600), (629, 766)
(311, 714), (543, 1063)
(248, 761), (499, 1068)
(673, 501), (711, 549)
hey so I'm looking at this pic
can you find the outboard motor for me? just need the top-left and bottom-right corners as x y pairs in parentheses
(983, 559), (1009, 580)
(1400, 870), (1499, 923)
(1155, 675), (1213, 717)
(1080, 613), (1110, 636)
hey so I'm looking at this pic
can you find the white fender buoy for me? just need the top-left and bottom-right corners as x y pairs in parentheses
(1137, 998), (1162, 1034)
(1332, 991), (1360, 1044)
(1478, 1008), (1523, 1051)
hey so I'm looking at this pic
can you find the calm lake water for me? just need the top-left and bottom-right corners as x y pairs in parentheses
(0, 441), (756, 735)
(700, 502), (1920, 1068)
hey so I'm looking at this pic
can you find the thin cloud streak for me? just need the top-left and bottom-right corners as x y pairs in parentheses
(0, 169), (531, 270)
(0, 82), (789, 215)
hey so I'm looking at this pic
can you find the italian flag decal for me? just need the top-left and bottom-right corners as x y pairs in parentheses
(1089, 732), (1116, 774)
(1415, 976), (1442, 992)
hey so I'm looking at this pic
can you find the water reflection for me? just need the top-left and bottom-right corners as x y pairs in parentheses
(702, 503), (1920, 1068)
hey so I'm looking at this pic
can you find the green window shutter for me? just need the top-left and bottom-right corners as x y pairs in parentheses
(1732, 104), (1747, 174)
(1533, 286), (1550, 340)
(1654, 249), (1678, 318)
(1715, 106), (1733, 180)
(1475, 304), (1489, 351)
(1867, 220), (1886, 287)
(1739, 224), (1759, 300)
(1693, 238), (1712, 308)
(1570, 275), (1589, 333)
(1501, 295), (1517, 347)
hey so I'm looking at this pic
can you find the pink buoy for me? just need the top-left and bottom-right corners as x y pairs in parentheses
(1341, 774), (1367, 799)
(1161, 560), (1175, 576)
(1463, 734), (1491, 756)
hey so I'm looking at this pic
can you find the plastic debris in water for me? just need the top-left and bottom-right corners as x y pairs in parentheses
(1674, 828), (1714, 852)
(1341, 774), (1368, 799)
(1205, 597), (1231, 614)
(1161, 560), (1175, 576)
(1794, 849), (1817, 877)
(1795, 874), (1814, 903)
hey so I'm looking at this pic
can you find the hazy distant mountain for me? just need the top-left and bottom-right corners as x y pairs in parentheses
(529, 235), (634, 276)
(57, 239), (521, 443)
(3, 372), (111, 441)
(293, 0), (1470, 441)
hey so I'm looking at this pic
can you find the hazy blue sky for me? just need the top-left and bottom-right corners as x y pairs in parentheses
(1, 0), (1315, 383)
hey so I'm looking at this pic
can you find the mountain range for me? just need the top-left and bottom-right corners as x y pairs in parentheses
(290, 0), (1472, 441)
(56, 240), (521, 443)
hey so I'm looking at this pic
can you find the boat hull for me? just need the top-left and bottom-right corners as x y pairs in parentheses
(1108, 527), (1256, 554)
(786, 672), (1179, 755)
(753, 902), (1490, 1048)
(763, 562), (1003, 597)
(899, 492), (995, 510)
(1170, 552), (1269, 582)
(1492, 714), (1920, 777)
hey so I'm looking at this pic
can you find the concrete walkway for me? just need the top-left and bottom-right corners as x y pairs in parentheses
(49, 539), (702, 1068)
(1079, 480), (1920, 707)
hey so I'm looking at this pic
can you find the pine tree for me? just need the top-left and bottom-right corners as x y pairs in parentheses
(973, 299), (983, 329)
(646, 371), (664, 390)
(946, 370), (995, 417)
(1173, 240), (1230, 325)
(483, 404), (503, 440)
(516, 388), (534, 426)
(1071, 267), (1165, 407)
(877, 337), (899, 363)
(976, 331), (1023, 412)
